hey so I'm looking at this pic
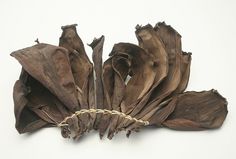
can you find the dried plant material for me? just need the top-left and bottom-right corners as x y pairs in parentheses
(11, 22), (228, 141)
(130, 25), (168, 117)
(11, 43), (78, 111)
(59, 24), (93, 109)
(110, 43), (157, 114)
(89, 36), (106, 135)
(162, 90), (228, 130)
(13, 69), (70, 133)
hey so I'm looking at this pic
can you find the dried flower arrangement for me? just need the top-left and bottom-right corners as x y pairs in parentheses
(11, 22), (228, 140)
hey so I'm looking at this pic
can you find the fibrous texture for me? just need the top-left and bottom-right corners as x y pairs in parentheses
(11, 22), (228, 140)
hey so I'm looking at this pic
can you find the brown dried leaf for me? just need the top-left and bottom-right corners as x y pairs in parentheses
(102, 58), (114, 110)
(90, 36), (105, 108)
(134, 22), (183, 120)
(13, 69), (71, 133)
(173, 51), (192, 94)
(163, 90), (228, 130)
(110, 43), (157, 114)
(59, 24), (93, 109)
(11, 22), (228, 139)
(129, 24), (168, 117)
(89, 36), (106, 134)
(11, 43), (79, 111)
(13, 79), (47, 133)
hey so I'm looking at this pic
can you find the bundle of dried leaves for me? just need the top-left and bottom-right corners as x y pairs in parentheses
(11, 22), (228, 140)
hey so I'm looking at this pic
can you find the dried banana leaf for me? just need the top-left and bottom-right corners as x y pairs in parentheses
(59, 24), (93, 109)
(129, 24), (168, 117)
(90, 36), (105, 109)
(11, 43), (78, 111)
(13, 79), (47, 133)
(163, 90), (228, 130)
(101, 55), (129, 138)
(134, 22), (183, 120)
(173, 51), (191, 94)
(11, 22), (228, 140)
(110, 43), (157, 114)
(107, 42), (158, 137)
(107, 52), (131, 138)
(13, 69), (71, 133)
(89, 36), (108, 136)
(111, 55), (129, 111)
(102, 58), (114, 110)
(154, 22), (192, 94)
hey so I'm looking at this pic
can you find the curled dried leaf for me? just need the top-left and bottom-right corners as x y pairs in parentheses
(110, 43), (157, 114)
(13, 69), (71, 133)
(11, 43), (79, 111)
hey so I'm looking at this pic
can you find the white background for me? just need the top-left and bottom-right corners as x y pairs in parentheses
(0, 0), (235, 159)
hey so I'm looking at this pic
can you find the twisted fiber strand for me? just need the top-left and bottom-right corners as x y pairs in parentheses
(58, 109), (149, 127)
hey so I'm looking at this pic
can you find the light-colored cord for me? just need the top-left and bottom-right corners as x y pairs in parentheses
(57, 109), (149, 127)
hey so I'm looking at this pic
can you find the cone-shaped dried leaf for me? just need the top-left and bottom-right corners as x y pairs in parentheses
(13, 79), (47, 133)
(110, 43), (157, 114)
(59, 24), (93, 109)
(89, 36), (106, 134)
(134, 22), (183, 120)
(129, 24), (168, 116)
(173, 51), (191, 94)
(90, 36), (105, 109)
(163, 90), (228, 130)
(101, 58), (116, 138)
(111, 54), (130, 111)
(154, 22), (192, 94)
(11, 43), (78, 111)
(107, 43), (159, 138)
(25, 72), (71, 124)
(14, 69), (71, 133)
(103, 58), (114, 110)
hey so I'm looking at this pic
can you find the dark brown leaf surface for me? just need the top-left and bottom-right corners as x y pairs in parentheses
(163, 90), (228, 130)
(11, 43), (79, 111)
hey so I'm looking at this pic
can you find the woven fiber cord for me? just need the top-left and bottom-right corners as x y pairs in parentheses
(57, 109), (150, 127)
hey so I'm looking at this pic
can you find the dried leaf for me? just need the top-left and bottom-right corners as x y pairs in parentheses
(11, 43), (79, 111)
(13, 69), (70, 133)
(13, 79), (47, 133)
(11, 22), (228, 140)
(134, 22), (183, 120)
(110, 43), (157, 114)
(163, 90), (228, 130)
(59, 24), (93, 109)
(89, 36), (106, 135)
(129, 24), (168, 117)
